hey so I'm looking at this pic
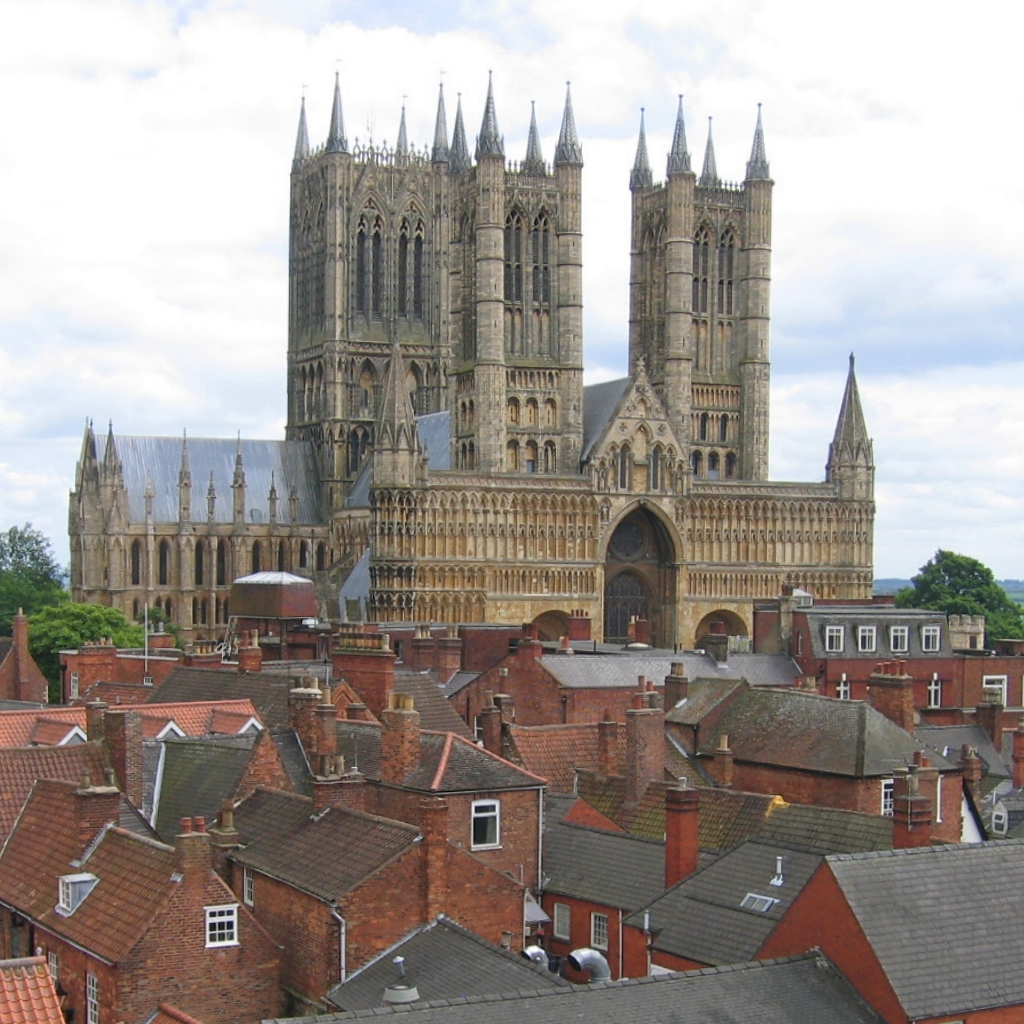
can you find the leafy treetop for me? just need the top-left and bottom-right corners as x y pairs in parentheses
(0, 524), (67, 636)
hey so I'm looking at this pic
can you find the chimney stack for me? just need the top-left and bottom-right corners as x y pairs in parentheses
(959, 744), (983, 806)
(892, 766), (933, 849)
(289, 681), (322, 760)
(976, 698), (1004, 750)
(867, 663), (916, 734)
(420, 797), (449, 921)
(597, 712), (622, 776)
(664, 783), (700, 887)
(625, 702), (664, 807)
(104, 710), (144, 809)
(663, 663), (689, 711)
(381, 693), (420, 785)
(73, 775), (122, 847)
(478, 693), (503, 755)
(712, 734), (734, 788)
(176, 816), (212, 878)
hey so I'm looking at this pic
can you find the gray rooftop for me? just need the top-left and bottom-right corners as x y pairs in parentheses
(802, 606), (950, 659)
(581, 378), (630, 462)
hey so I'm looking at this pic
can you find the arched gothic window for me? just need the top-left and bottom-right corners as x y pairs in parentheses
(717, 230), (735, 314)
(277, 541), (286, 572)
(504, 212), (526, 303)
(398, 223), (409, 316)
(708, 451), (720, 480)
(507, 440), (520, 472)
(693, 226), (711, 314)
(720, 414), (729, 442)
(371, 218), (383, 316)
(531, 214), (550, 304)
(543, 441), (556, 473)
(299, 541), (309, 569)
(216, 539), (227, 586)
(618, 446), (631, 490)
(650, 446), (661, 491)
(131, 540), (142, 586)
(525, 398), (538, 425)
(194, 544), (204, 586)
(725, 452), (737, 479)
(699, 413), (709, 441)
(508, 398), (520, 424)
(691, 451), (703, 478)
(355, 217), (368, 314)
(158, 541), (170, 587)
(544, 398), (557, 426)
(525, 441), (538, 473)
(413, 224), (425, 318)
(251, 541), (261, 574)
(316, 543), (327, 572)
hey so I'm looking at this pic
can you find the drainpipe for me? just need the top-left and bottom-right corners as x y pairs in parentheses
(617, 908), (623, 979)
(331, 909), (347, 982)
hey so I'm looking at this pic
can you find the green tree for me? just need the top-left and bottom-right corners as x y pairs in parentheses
(29, 603), (144, 700)
(895, 549), (1024, 645)
(0, 524), (67, 635)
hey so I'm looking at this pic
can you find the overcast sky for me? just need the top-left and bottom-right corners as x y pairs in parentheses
(2, 0), (1023, 578)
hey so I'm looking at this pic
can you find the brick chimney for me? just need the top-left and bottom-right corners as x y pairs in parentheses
(478, 693), (502, 756)
(698, 621), (729, 664)
(315, 690), (338, 761)
(711, 734), (734, 788)
(11, 610), (38, 701)
(975, 699), (1004, 749)
(1013, 716), (1024, 790)
(436, 630), (463, 682)
(208, 800), (242, 879)
(867, 663), (916, 734)
(664, 783), (700, 888)
(74, 773), (122, 847)
(959, 744), (983, 806)
(892, 766), (933, 848)
(331, 632), (396, 719)
(567, 609), (592, 642)
(625, 702), (664, 806)
(516, 622), (544, 661)
(175, 817), (211, 879)
(289, 681), (322, 761)
(409, 627), (435, 671)
(420, 797), (449, 921)
(85, 701), (108, 742)
(597, 712), (622, 776)
(312, 767), (367, 813)
(104, 710), (144, 809)
(663, 663), (689, 712)
(345, 702), (373, 722)
(236, 643), (263, 673)
(381, 694), (420, 785)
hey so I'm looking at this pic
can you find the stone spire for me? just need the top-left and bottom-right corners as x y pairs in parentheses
(826, 354), (874, 499)
(449, 95), (471, 173)
(178, 431), (191, 489)
(232, 436), (246, 523)
(293, 96), (310, 169)
(268, 472), (278, 524)
(746, 103), (770, 180)
(475, 72), (504, 159)
(375, 340), (421, 489)
(327, 72), (348, 153)
(206, 471), (217, 521)
(522, 101), (545, 174)
(554, 83), (583, 166)
(396, 104), (409, 160)
(699, 117), (719, 185)
(830, 355), (871, 460)
(629, 109), (652, 190)
(103, 420), (120, 472)
(431, 83), (449, 163)
(667, 95), (691, 177)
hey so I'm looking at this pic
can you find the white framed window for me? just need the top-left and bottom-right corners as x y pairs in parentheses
(552, 902), (570, 941)
(590, 912), (609, 950)
(471, 799), (500, 849)
(993, 807), (1008, 836)
(86, 971), (99, 1024)
(982, 675), (1008, 705)
(889, 626), (909, 653)
(921, 625), (941, 652)
(47, 951), (58, 984)
(796, 632), (803, 656)
(740, 893), (779, 913)
(69, 672), (80, 699)
(881, 778), (894, 817)
(205, 905), (239, 947)
(837, 673), (851, 701)
(857, 626), (876, 653)
(825, 626), (844, 653)
(143, 674), (154, 686)
(927, 674), (942, 709)
(57, 873), (97, 916)
(243, 868), (254, 907)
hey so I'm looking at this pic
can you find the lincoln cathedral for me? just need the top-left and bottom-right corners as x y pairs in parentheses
(69, 75), (875, 647)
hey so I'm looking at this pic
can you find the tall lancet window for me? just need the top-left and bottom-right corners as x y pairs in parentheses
(504, 211), (527, 353)
(355, 218), (368, 314)
(413, 222), (425, 319)
(398, 222), (409, 316)
(371, 217), (384, 316)
(531, 214), (550, 304)
(717, 230), (735, 314)
(693, 226), (710, 314)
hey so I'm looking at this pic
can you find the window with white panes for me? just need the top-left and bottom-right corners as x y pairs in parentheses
(889, 626), (909, 653)
(553, 902), (570, 941)
(927, 674), (942, 709)
(825, 626), (844, 653)
(471, 800), (500, 849)
(837, 674), (851, 700)
(982, 675), (1008, 705)
(857, 626), (876, 653)
(881, 778), (894, 817)
(205, 905), (238, 947)
(921, 625), (941, 652)
(86, 972), (99, 1024)
(590, 912), (609, 950)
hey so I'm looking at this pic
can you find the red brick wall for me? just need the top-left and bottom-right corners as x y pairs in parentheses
(235, 728), (294, 798)
(540, 893), (624, 979)
(458, 627), (522, 672)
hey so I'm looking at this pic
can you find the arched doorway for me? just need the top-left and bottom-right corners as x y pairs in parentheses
(603, 508), (678, 646)
(533, 609), (570, 642)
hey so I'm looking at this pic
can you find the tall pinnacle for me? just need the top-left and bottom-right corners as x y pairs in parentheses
(629, 109), (652, 190)
(699, 117), (719, 186)
(432, 83), (449, 163)
(554, 82), (583, 166)
(667, 95), (691, 177)
(396, 104), (409, 159)
(475, 72), (504, 159)
(232, 435), (245, 488)
(830, 354), (871, 456)
(522, 101), (545, 174)
(378, 339), (419, 450)
(746, 103), (770, 179)
(449, 94), (471, 172)
(327, 72), (348, 153)
(178, 431), (191, 488)
(293, 96), (310, 169)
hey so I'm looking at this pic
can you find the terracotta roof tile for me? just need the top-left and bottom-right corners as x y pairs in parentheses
(507, 724), (618, 792)
(561, 799), (624, 832)
(0, 957), (63, 1024)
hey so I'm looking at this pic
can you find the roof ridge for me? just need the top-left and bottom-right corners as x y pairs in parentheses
(430, 732), (455, 790)
(554, 820), (665, 845)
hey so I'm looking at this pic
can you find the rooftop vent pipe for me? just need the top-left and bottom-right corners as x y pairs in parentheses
(568, 947), (611, 983)
(382, 956), (420, 1005)
(521, 945), (547, 966)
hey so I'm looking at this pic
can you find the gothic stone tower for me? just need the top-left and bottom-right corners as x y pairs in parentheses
(287, 76), (585, 508)
(628, 101), (772, 482)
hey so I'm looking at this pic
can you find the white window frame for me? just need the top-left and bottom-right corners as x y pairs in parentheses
(881, 778), (894, 817)
(825, 626), (844, 653)
(47, 951), (58, 984)
(836, 673), (851, 701)
(552, 902), (571, 942)
(86, 971), (99, 1024)
(243, 867), (254, 907)
(205, 904), (239, 948)
(69, 672), (79, 699)
(740, 892), (779, 913)
(921, 625), (941, 652)
(993, 806), (1008, 836)
(889, 626), (909, 654)
(590, 912), (609, 951)
(857, 626), (876, 653)
(470, 799), (501, 850)
(927, 673), (942, 709)
(982, 675), (1008, 705)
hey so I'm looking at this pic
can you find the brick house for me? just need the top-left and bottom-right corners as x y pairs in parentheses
(0, 612), (48, 705)
(0, 780), (280, 1024)
(762, 840), (1024, 1023)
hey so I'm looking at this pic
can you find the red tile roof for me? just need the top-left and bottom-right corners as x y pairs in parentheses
(507, 723), (619, 792)
(0, 957), (63, 1024)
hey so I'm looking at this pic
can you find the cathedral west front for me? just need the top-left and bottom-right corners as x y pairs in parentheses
(70, 76), (875, 648)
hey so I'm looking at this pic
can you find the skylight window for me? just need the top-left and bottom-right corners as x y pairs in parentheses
(57, 873), (98, 916)
(740, 892), (779, 913)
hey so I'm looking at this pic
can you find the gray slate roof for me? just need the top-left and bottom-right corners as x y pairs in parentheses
(416, 411), (452, 469)
(325, 916), (567, 1011)
(917, 724), (1009, 779)
(698, 689), (955, 777)
(542, 821), (667, 912)
(626, 839), (823, 965)
(393, 672), (473, 738)
(802, 606), (949, 659)
(151, 667), (298, 730)
(581, 378), (630, 461)
(111, 434), (322, 524)
(275, 952), (884, 1024)
(756, 803), (893, 855)
(827, 840), (1024, 1019)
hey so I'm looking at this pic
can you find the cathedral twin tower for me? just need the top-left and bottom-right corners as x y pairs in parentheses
(71, 75), (874, 646)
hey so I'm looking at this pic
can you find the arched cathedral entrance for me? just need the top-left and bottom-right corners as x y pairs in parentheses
(603, 507), (678, 647)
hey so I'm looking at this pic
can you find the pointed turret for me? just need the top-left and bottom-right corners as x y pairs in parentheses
(396, 104), (409, 160)
(699, 117), (719, 185)
(103, 420), (119, 469)
(522, 102), (545, 174)
(375, 340), (421, 488)
(554, 83), (583, 166)
(206, 472), (217, 521)
(667, 95), (691, 177)
(75, 418), (99, 489)
(826, 354), (874, 501)
(745, 103), (770, 180)
(431, 83), (449, 163)
(178, 431), (192, 523)
(327, 73), (348, 153)
(449, 95), (470, 173)
(475, 72), (504, 159)
(629, 109), (652, 190)
(232, 436), (246, 524)
(268, 472), (279, 524)
(293, 96), (310, 169)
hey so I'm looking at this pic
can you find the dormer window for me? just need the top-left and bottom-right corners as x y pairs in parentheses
(857, 626), (876, 653)
(57, 872), (98, 916)
(740, 893), (779, 913)
(825, 626), (844, 653)
(922, 625), (941, 652)
(889, 626), (909, 653)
